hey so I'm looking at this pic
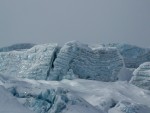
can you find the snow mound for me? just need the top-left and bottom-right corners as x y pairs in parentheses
(49, 41), (124, 81)
(130, 62), (150, 90)
(0, 43), (59, 80)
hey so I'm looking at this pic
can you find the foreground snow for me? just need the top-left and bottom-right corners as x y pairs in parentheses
(0, 86), (34, 113)
(1, 75), (150, 113)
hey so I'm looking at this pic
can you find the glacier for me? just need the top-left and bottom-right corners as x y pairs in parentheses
(0, 41), (124, 82)
(0, 41), (150, 113)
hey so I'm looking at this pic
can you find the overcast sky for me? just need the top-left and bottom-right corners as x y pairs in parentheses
(0, 0), (150, 47)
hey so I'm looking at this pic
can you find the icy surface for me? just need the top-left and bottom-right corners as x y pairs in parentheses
(61, 79), (150, 112)
(130, 62), (150, 90)
(1, 75), (150, 113)
(0, 85), (34, 113)
(0, 42), (124, 81)
(105, 43), (150, 68)
(1, 76), (103, 113)
(50, 41), (124, 81)
(0, 43), (58, 80)
(108, 101), (150, 113)
(0, 42), (150, 113)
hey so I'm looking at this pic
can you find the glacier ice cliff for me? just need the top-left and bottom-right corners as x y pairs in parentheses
(0, 41), (124, 82)
(49, 41), (124, 81)
(130, 62), (150, 90)
(0, 43), (59, 80)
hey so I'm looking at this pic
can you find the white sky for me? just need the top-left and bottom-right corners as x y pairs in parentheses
(0, 0), (150, 47)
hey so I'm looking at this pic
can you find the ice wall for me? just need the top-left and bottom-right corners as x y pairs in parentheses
(49, 41), (124, 82)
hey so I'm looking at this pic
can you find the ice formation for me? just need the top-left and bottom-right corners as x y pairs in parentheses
(0, 85), (33, 113)
(0, 43), (59, 80)
(130, 62), (150, 90)
(0, 41), (124, 82)
(0, 42), (150, 113)
(1, 76), (103, 113)
(108, 101), (150, 113)
(49, 41), (124, 81)
(105, 43), (150, 68)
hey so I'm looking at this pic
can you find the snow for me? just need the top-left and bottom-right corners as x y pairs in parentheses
(0, 75), (104, 113)
(1, 75), (150, 113)
(118, 67), (134, 81)
(108, 101), (150, 113)
(61, 79), (150, 112)
(0, 85), (34, 113)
